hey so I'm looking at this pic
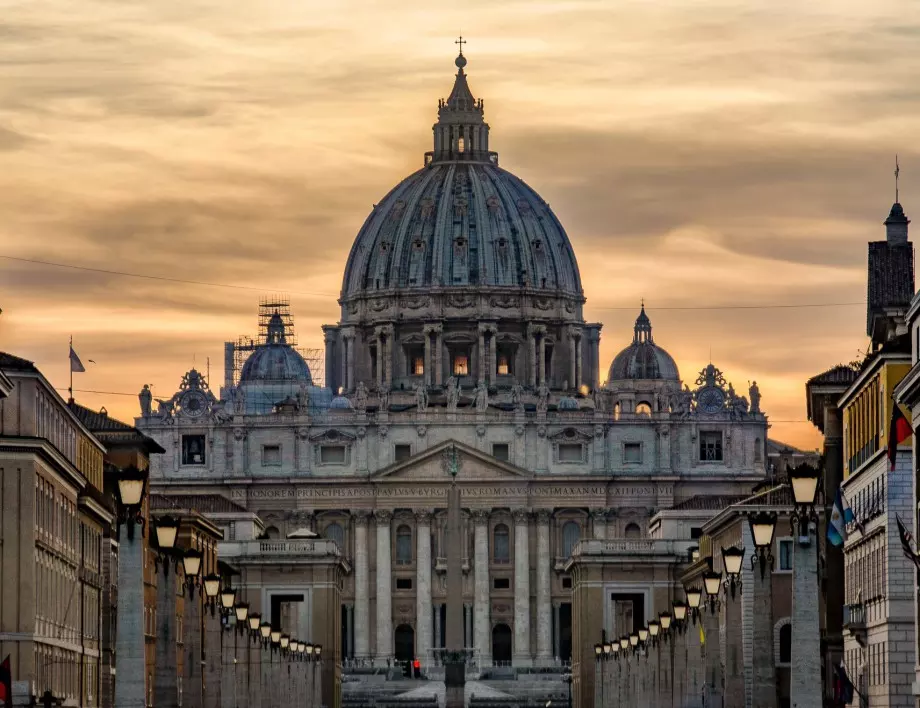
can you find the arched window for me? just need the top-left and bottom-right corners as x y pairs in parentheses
(324, 522), (345, 550)
(624, 523), (641, 539)
(562, 521), (581, 558)
(396, 525), (413, 564)
(635, 401), (652, 417)
(493, 523), (510, 563)
(613, 402), (621, 421)
(263, 526), (279, 540)
(457, 136), (466, 154)
(779, 623), (792, 664)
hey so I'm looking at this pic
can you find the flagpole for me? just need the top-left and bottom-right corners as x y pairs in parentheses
(69, 335), (73, 401)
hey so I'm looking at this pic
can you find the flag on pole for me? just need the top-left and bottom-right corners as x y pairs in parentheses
(888, 402), (912, 470)
(827, 487), (854, 547)
(0, 654), (11, 707)
(896, 514), (920, 570)
(834, 662), (854, 703)
(699, 623), (705, 647)
(69, 344), (86, 373)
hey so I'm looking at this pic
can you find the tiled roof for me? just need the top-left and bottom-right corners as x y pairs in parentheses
(0, 351), (38, 372)
(67, 401), (136, 432)
(671, 495), (749, 511)
(807, 365), (857, 387)
(150, 494), (247, 514)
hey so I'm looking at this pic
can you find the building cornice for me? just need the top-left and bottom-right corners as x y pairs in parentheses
(838, 351), (910, 409)
(0, 437), (88, 490)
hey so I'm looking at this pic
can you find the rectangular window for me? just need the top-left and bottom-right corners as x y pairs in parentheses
(558, 443), (583, 462)
(778, 539), (793, 571)
(320, 445), (346, 464)
(492, 443), (510, 462)
(262, 445), (281, 466)
(699, 432), (723, 462)
(395, 444), (412, 462)
(395, 578), (413, 590)
(562, 576), (572, 589)
(453, 355), (469, 376)
(690, 527), (703, 540)
(493, 577), (510, 590)
(413, 357), (425, 376)
(624, 443), (641, 464)
(181, 435), (206, 465)
(497, 354), (510, 376)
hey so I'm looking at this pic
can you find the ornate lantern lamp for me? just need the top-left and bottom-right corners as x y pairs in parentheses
(153, 515), (181, 576)
(789, 464), (821, 544)
(114, 466), (149, 539)
(259, 622), (272, 648)
(721, 546), (745, 599)
(685, 587), (703, 625)
(703, 570), (722, 614)
(749, 512), (777, 578)
(182, 548), (203, 598)
(202, 573), (221, 613)
(648, 620), (660, 647)
(234, 602), (249, 635)
(672, 600), (688, 634)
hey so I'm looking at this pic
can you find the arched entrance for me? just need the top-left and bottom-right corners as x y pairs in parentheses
(394, 624), (415, 662)
(492, 623), (512, 664)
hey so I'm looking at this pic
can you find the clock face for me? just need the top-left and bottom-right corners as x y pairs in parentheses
(697, 387), (725, 414)
(181, 391), (207, 417)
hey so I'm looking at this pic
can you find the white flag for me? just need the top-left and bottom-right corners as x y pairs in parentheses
(69, 345), (86, 373)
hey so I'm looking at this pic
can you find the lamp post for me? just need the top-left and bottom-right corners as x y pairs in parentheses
(786, 464), (823, 707)
(685, 587), (702, 625)
(182, 548), (203, 598)
(112, 466), (149, 708)
(702, 570), (722, 615)
(153, 514), (181, 576)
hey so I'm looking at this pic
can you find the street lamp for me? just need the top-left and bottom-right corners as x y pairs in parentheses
(259, 622), (272, 648)
(702, 570), (722, 614)
(648, 621), (660, 647)
(182, 548), (203, 598)
(152, 515), (181, 576)
(248, 613), (261, 644)
(114, 466), (148, 540)
(619, 637), (629, 651)
(749, 512), (777, 578)
(673, 600), (688, 634)
(789, 464), (821, 544)
(685, 587), (702, 625)
(721, 546), (745, 599)
(221, 586), (237, 615)
(658, 612), (672, 641)
(202, 573), (221, 613)
(234, 603), (249, 635)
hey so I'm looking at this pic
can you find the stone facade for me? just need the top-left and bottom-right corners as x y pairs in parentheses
(0, 353), (112, 707)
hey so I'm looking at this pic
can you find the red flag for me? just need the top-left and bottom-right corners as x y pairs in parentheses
(0, 654), (11, 707)
(888, 402), (912, 470)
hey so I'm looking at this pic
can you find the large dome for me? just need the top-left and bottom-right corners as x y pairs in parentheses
(608, 305), (679, 382)
(340, 53), (582, 301)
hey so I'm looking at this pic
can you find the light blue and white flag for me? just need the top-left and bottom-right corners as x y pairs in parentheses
(827, 487), (854, 547)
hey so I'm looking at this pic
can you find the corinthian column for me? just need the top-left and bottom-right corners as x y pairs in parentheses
(535, 510), (552, 663)
(512, 508), (532, 667)
(472, 509), (491, 666)
(478, 327), (486, 385)
(415, 509), (434, 666)
(375, 509), (394, 662)
(353, 512), (370, 659)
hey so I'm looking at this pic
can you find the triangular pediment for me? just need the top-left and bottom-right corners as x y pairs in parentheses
(372, 439), (531, 482)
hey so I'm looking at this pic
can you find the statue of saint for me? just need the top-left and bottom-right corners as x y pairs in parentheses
(415, 382), (429, 412)
(354, 381), (368, 412)
(378, 385), (390, 413)
(297, 382), (310, 413)
(234, 387), (246, 415)
(156, 398), (174, 420)
(474, 381), (489, 413)
(536, 382), (550, 415)
(445, 376), (460, 411)
(510, 383), (525, 411)
(749, 381), (761, 414)
(138, 384), (152, 417)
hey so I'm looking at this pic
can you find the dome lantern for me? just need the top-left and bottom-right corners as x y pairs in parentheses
(607, 304), (679, 383)
(428, 44), (494, 166)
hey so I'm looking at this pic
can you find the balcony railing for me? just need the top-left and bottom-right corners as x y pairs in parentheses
(843, 603), (867, 647)
(435, 557), (470, 573)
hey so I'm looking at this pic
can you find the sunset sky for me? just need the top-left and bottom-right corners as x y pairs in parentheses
(1, 0), (918, 450)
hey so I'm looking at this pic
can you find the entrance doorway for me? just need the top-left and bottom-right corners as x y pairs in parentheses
(395, 624), (415, 662)
(492, 623), (512, 664)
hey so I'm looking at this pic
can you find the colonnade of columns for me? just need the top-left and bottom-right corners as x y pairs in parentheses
(350, 506), (594, 667)
(330, 320), (603, 393)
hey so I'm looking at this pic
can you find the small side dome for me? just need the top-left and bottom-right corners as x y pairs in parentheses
(608, 304), (679, 383)
(239, 311), (313, 384)
(329, 395), (354, 410)
(558, 396), (579, 410)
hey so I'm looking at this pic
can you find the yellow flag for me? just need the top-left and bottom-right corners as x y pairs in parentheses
(699, 623), (706, 646)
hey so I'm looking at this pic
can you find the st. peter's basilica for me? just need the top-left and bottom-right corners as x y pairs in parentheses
(138, 50), (771, 684)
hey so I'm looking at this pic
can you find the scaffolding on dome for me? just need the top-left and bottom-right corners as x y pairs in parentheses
(223, 297), (325, 392)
